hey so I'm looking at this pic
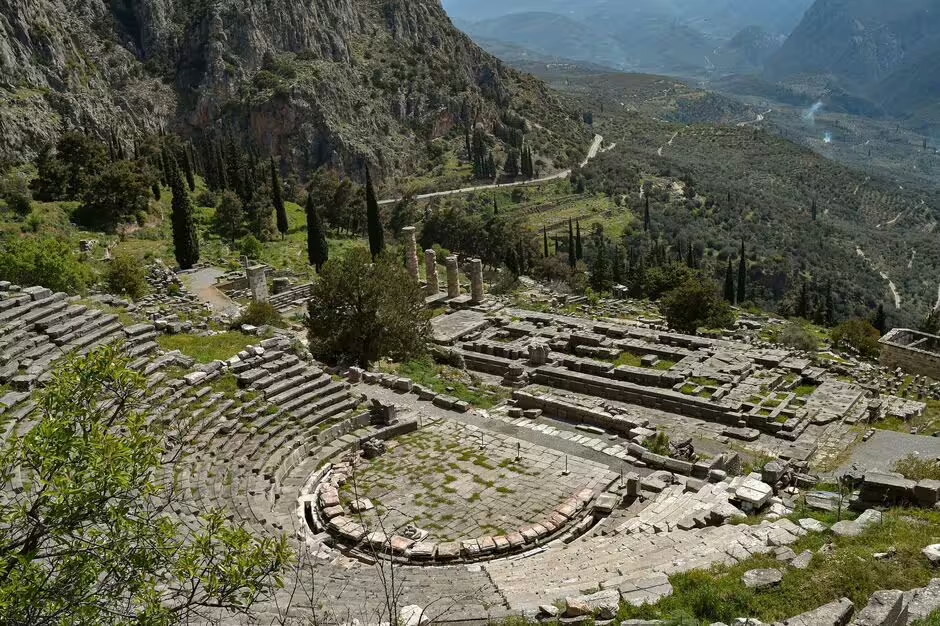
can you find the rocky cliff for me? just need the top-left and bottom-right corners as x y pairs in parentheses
(0, 0), (585, 176)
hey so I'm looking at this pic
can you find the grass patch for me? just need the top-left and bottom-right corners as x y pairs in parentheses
(387, 358), (511, 410)
(157, 331), (255, 363)
(795, 385), (818, 398)
(619, 509), (940, 625)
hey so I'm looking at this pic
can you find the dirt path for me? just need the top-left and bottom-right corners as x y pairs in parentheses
(181, 267), (240, 315)
(736, 109), (772, 127)
(378, 134), (604, 205)
(856, 246), (901, 309)
(657, 131), (679, 157)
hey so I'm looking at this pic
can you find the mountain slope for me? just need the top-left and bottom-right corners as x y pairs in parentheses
(766, 0), (940, 122)
(0, 0), (586, 177)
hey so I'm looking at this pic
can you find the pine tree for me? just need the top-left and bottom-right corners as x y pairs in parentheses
(575, 221), (583, 261)
(543, 227), (549, 258)
(271, 157), (289, 236)
(643, 195), (651, 232)
(169, 160), (200, 270)
(724, 258), (735, 302)
(365, 169), (385, 261)
(306, 193), (329, 272)
(736, 239), (747, 304)
(567, 219), (576, 269)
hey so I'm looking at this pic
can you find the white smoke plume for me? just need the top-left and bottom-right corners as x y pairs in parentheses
(802, 101), (824, 124)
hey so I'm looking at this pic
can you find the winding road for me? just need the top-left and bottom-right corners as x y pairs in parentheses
(378, 134), (605, 205)
(856, 246), (902, 310)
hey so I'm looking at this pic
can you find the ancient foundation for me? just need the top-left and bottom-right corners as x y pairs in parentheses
(446, 256), (460, 298)
(246, 264), (269, 303)
(469, 259), (484, 304)
(880, 328), (940, 381)
(402, 226), (419, 281)
(425, 250), (439, 295)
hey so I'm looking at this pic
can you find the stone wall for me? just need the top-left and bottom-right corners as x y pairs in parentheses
(512, 390), (732, 479)
(852, 471), (940, 509)
(531, 366), (750, 430)
(880, 329), (940, 381)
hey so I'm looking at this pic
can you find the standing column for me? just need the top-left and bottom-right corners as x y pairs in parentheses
(402, 226), (419, 281)
(470, 258), (484, 304)
(425, 249), (439, 295)
(246, 264), (269, 303)
(446, 256), (460, 298)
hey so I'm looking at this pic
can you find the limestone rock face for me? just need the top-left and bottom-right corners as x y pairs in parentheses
(0, 0), (585, 175)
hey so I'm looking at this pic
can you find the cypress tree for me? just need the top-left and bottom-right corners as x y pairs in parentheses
(736, 239), (747, 304)
(271, 157), (289, 236)
(873, 303), (887, 335)
(182, 148), (196, 192)
(575, 221), (583, 261)
(365, 168), (385, 261)
(825, 281), (835, 327)
(306, 193), (329, 272)
(590, 240), (612, 292)
(724, 258), (735, 302)
(612, 245), (624, 285)
(568, 219), (576, 269)
(169, 160), (200, 270)
(686, 241), (695, 269)
(643, 195), (651, 232)
(811, 198), (817, 221)
(493, 195), (498, 215)
(543, 227), (549, 258)
(797, 279), (810, 319)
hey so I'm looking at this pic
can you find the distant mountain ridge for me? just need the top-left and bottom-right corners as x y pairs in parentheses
(442, 0), (814, 78)
(766, 0), (940, 124)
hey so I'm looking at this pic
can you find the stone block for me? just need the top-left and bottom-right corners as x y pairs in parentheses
(798, 518), (829, 533)
(742, 568), (783, 589)
(915, 480), (940, 507)
(853, 590), (907, 626)
(783, 598), (854, 626)
(436, 542), (460, 560)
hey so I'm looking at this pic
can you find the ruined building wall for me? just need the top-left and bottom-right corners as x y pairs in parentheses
(880, 329), (940, 381)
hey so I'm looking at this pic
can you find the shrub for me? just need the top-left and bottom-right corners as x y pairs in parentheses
(661, 278), (735, 334)
(1, 171), (33, 217)
(234, 301), (285, 329)
(831, 319), (881, 359)
(893, 454), (940, 481)
(778, 322), (820, 352)
(238, 235), (263, 261)
(105, 253), (149, 300)
(433, 244), (451, 266)
(0, 236), (93, 294)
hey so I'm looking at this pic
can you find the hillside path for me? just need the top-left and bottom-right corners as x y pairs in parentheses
(378, 134), (604, 205)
